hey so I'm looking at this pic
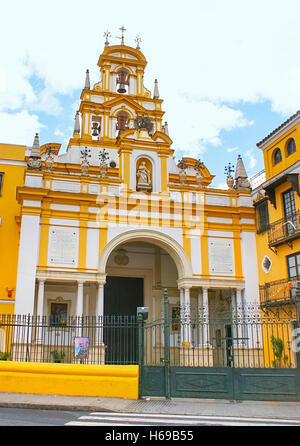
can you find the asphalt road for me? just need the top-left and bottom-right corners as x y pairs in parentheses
(1, 407), (299, 428)
(0, 407), (88, 426)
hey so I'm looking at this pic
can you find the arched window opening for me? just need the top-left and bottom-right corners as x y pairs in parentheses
(273, 148), (282, 165)
(116, 69), (130, 94)
(91, 115), (101, 140)
(136, 158), (152, 192)
(287, 138), (296, 156)
(116, 111), (130, 137)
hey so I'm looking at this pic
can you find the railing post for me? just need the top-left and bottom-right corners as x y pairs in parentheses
(25, 314), (31, 362)
(137, 313), (144, 398)
(163, 288), (171, 400)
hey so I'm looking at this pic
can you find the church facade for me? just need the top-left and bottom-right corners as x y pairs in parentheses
(1, 39), (259, 344)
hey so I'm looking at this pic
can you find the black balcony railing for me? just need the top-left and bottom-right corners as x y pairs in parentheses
(259, 277), (299, 306)
(268, 211), (300, 247)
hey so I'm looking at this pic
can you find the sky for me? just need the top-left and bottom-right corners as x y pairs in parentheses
(1, 0), (300, 188)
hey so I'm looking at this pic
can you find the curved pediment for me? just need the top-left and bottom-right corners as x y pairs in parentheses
(98, 44), (147, 68)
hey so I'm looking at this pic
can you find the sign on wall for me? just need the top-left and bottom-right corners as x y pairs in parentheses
(48, 227), (78, 265)
(208, 238), (234, 275)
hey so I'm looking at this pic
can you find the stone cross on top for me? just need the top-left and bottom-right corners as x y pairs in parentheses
(117, 26), (127, 45)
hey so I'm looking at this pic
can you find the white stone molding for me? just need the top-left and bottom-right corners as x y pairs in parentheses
(98, 228), (193, 280)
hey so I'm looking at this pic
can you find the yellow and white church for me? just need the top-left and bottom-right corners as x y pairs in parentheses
(0, 36), (258, 329)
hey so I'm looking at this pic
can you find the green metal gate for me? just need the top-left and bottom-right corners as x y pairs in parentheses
(139, 289), (300, 401)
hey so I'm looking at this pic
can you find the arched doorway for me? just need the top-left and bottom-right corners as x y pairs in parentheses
(99, 229), (193, 320)
(99, 230), (192, 364)
(104, 240), (179, 318)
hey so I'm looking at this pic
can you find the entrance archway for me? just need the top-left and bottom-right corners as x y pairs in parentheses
(98, 229), (193, 281)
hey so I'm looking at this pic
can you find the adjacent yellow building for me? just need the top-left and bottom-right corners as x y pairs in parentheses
(255, 111), (300, 316)
(253, 112), (300, 367)
(0, 143), (27, 315)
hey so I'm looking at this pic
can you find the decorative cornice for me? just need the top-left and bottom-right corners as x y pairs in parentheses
(257, 110), (300, 149)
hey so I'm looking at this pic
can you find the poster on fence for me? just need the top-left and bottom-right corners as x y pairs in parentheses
(74, 337), (89, 360)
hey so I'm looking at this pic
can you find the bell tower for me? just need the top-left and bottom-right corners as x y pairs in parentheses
(66, 28), (173, 194)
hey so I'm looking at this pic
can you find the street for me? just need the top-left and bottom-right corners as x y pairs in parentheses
(0, 407), (299, 427)
(0, 407), (87, 426)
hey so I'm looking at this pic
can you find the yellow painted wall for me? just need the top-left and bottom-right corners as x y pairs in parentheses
(255, 117), (299, 369)
(256, 169), (300, 288)
(0, 361), (139, 399)
(263, 124), (300, 180)
(0, 144), (26, 310)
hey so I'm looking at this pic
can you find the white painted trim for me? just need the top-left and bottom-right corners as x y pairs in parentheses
(100, 228), (192, 280)
(23, 200), (42, 207)
(0, 159), (26, 166)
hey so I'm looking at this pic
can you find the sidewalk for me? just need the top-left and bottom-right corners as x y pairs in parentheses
(0, 392), (300, 421)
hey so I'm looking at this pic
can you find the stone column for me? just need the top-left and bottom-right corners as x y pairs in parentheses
(95, 283), (105, 345)
(91, 282), (105, 363)
(36, 280), (45, 318)
(180, 287), (191, 346)
(237, 288), (249, 349)
(96, 283), (104, 318)
(36, 279), (45, 346)
(202, 287), (210, 346)
(76, 281), (84, 316)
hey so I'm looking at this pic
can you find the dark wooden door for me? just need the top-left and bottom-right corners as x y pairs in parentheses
(104, 276), (143, 364)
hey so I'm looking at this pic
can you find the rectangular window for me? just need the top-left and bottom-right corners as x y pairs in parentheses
(255, 199), (270, 233)
(287, 252), (300, 299)
(283, 189), (297, 236)
(287, 252), (300, 281)
(283, 189), (296, 217)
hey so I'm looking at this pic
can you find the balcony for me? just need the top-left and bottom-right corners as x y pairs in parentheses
(259, 277), (299, 307)
(268, 211), (300, 248)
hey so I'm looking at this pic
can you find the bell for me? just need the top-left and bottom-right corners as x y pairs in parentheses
(92, 122), (99, 136)
(117, 83), (126, 93)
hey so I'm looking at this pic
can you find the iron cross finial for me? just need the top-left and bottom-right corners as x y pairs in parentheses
(135, 35), (142, 49)
(117, 26), (127, 45)
(103, 30), (111, 46)
(224, 162), (235, 177)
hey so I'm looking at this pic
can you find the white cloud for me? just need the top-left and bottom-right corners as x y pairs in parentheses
(54, 129), (65, 137)
(215, 181), (228, 190)
(245, 149), (257, 169)
(0, 110), (45, 145)
(168, 98), (253, 156)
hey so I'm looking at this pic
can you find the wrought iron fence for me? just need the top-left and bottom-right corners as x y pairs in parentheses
(142, 303), (298, 369)
(0, 314), (138, 365)
(0, 306), (298, 369)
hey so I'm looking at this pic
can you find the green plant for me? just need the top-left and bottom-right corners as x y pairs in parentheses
(0, 352), (11, 361)
(271, 336), (289, 368)
(50, 350), (65, 363)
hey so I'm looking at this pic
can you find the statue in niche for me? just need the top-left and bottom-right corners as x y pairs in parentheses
(136, 161), (152, 192)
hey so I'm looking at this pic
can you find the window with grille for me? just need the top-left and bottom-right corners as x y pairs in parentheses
(283, 189), (297, 236)
(287, 252), (300, 281)
(256, 199), (270, 233)
(286, 138), (296, 156)
(273, 148), (282, 165)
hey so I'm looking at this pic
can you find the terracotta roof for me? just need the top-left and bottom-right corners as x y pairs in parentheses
(256, 110), (300, 148)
